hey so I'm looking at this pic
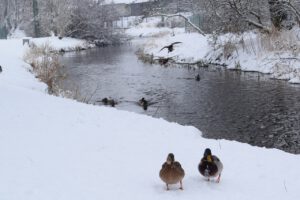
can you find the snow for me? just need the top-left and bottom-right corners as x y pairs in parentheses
(30, 36), (93, 51)
(205, 31), (300, 83)
(127, 17), (210, 63)
(8, 27), (27, 39)
(143, 32), (208, 63)
(1, 36), (300, 200)
(127, 17), (300, 83)
(289, 76), (300, 84)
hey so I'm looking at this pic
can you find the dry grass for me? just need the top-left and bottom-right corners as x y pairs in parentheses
(24, 43), (62, 94)
(212, 27), (300, 62)
(135, 48), (155, 64)
(259, 28), (300, 56)
(223, 41), (237, 59)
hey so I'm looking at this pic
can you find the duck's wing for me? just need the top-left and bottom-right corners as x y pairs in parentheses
(212, 155), (221, 162)
(161, 162), (168, 169)
(173, 161), (185, 175)
(159, 46), (168, 52)
(170, 42), (182, 46)
(212, 155), (223, 172)
(173, 161), (182, 167)
(173, 161), (184, 170)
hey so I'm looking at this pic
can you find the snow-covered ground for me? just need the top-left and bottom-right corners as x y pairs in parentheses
(205, 30), (300, 84)
(1, 36), (300, 200)
(30, 36), (92, 52)
(126, 17), (209, 63)
(126, 17), (300, 83)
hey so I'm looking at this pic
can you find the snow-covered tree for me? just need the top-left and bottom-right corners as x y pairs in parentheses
(269, 0), (300, 29)
(194, 0), (272, 33)
(0, 0), (120, 39)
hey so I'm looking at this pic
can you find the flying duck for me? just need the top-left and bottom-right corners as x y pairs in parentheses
(160, 42), (182, 53)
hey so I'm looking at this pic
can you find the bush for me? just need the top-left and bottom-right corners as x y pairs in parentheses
(24, 43), (62, 94)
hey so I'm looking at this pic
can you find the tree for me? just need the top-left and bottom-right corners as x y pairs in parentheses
(269, 0), (300, 29)
(194, 0), (272, 33)
(38, 0), (73, 36)
(0, 0), (121, 40)
(32, 0), (41, 37)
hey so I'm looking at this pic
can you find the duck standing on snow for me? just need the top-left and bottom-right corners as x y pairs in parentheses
(159, 153), (185, 190)
(198, 148), (223, 183)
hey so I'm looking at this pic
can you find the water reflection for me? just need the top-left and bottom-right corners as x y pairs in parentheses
(58, 46), (300, 154)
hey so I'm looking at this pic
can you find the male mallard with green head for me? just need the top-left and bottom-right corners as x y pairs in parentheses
(159, 153), (185, 190)
(198, 148), (223, 183)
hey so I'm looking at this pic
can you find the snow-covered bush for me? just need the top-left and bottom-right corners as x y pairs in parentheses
(24, 43), (62, 94)
(260, 27), (300, 55)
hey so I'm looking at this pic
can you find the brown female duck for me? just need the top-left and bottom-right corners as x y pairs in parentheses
(159, 153), (185, 190)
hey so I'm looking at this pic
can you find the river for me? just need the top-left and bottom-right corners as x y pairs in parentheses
(58, 45), (300, 154)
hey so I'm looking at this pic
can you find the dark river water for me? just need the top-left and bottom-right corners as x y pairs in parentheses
(58, 45), (300, 154)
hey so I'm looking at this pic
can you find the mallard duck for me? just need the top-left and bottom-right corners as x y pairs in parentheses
(139, 97), (148, 110)
(198, 148), (223, 183)
(102, 97), (109, 105)
(0, 65), (2, 73)
(159, 153), (185, 190)
(158, 57), (172, 65)
(160, 42), (182, 53)
(101, 98), (116, 107)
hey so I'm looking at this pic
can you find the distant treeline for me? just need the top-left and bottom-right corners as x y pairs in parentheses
(1, 0), (300, 39)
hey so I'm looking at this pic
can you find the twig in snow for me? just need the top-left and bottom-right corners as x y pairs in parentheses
(283, 180), (288, 193)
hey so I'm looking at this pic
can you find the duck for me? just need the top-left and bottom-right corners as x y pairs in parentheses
(139, 97), (148, 110)
(160, 42), (182, 53)
(59, 48), (65, 54)
(0, 65), (2, 73)
(158, 57), (172, 65)
(195, 74), (200, 81)
(159, 153), (185, 190)
(198, 148), (223, 183)
(101, 98), (116, 107)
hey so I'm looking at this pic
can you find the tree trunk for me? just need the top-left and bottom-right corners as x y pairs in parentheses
(32, 0), (40, 37)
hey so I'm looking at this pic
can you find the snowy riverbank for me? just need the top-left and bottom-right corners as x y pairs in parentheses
(1, 37), (300, 199)
(126, 17), (300, 84)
